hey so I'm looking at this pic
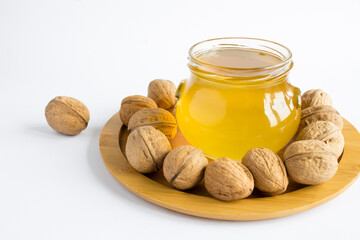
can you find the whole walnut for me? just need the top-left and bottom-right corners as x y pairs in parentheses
(297, 121), (344, 158)
(45, 96), (90, 135)
(148, 79), (177, 109)
(120, 95), (157, 126)
(125, 126), (171, 173)
(163, 145), (208, 190)
(128, 108), (177, 140)
(204, 158), (254, 201)
(284, 140), (338, 185)
(242, 148), (288, 195)
(298, 105), (343, 134)
(301, 89), (332, 110)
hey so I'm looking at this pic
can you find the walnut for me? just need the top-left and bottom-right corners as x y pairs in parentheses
(119, 95), (157, 126)
(284, 140), (338, 185)
(128, 108), (177, 140)
(163, 145), (208, 190)
(148, 79), (177, 109)
(301, 89), (332, 110)
(242, 148), (288, 195)
(45, 96), (90, 135)
(297, 121), (344, 158)
(167, 99), (177, 118)
(298, 105), (343, 134)
(204, 158), (254, 201)
(125, 126), (171, 173)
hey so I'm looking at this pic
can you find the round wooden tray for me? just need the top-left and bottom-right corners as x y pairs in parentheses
(99, 113), (360, 220)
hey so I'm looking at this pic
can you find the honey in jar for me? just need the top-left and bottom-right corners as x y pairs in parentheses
(176, 38), (301, 160)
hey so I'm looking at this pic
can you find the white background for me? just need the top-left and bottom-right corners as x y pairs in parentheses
(1, 0), (360, 239)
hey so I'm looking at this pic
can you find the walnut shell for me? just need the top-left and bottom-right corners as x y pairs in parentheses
(284, 140), (338, 185)
(120, 95), (157, 126)
(204, 158), (254, 201)
(128, 108), (177, 140)
(125, 126), (171, 173)
(167, 99), (177, 118)
(148, 79), (177, 109)
(298, 105), (343, 134)
(163, 145), (208, 190)
(45, 96), (90, 135)
(297, 121), (344, 158)
(301, 89), (332, 110)
(242, 148), (288, 195)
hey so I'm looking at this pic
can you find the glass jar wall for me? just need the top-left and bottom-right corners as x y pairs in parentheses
(176, 37), (301, 160)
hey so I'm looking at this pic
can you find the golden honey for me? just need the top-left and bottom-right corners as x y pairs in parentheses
(176, 38), (301, 160)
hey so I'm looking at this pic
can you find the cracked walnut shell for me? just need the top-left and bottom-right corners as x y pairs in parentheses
(284, 140), (338, 185)
(163, 145), (208, 190)
(128, 108), (177, 140)
(204, 158), (254, 201)
(45, 96), (90, 135)
(148, 79), (177, 109)
(125, 126), (171, 173)
(242, 148), (288, 195)
(301, 89), (332, 110)
(297, 121), (344, 158)
(120, 95), (157, 126)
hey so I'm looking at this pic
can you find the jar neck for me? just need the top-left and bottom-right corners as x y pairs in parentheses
(188, 61), (293, 87)
(188, 37), (293, 87)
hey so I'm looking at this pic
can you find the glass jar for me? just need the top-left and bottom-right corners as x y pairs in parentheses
(176, 37), (301, 160)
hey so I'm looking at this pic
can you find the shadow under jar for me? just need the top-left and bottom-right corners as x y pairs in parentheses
(176, 37), (301, 160)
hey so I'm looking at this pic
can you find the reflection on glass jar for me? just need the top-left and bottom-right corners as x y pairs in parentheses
(176, 37), (301, 160)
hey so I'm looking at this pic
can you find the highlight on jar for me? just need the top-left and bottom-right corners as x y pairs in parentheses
(175, 37), (301, 160)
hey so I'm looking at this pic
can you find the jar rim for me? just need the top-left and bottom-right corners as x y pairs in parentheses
(188, 37), (293, 74)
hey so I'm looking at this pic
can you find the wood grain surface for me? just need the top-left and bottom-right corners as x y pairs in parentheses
(99, 113), (360, 220)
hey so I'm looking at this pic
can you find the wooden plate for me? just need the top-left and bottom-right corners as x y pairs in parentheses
(99, 113), (360, 220)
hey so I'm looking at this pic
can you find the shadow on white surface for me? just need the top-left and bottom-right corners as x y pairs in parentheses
(26, 124), (65, 137)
